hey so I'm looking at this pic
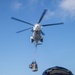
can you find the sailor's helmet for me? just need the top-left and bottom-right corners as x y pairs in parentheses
(42, 66), (73, 75)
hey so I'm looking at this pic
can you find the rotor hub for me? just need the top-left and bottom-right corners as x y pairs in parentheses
(33, 24), (41, 31)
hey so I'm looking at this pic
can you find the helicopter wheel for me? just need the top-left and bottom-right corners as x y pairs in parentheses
(30, 37), (34, 43)
(40, 38), (43, 42)
(31, 39), (34, 43)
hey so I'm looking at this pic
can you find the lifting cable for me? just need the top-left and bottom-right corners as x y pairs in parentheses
(33, 45), (37, 61)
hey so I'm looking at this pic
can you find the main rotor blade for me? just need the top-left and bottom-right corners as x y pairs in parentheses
(16, 27), (32, 33)
(11, 17), (34, 26)
(40, 30), (45, 35)
(38, 9), (47, 23)
(42, 22), (64, 27)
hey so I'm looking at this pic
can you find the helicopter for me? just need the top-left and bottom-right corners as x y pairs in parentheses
(11, 9), (64, 46)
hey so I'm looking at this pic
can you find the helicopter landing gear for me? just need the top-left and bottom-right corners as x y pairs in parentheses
(30, 36), (34, 43)
(39, 36), (43, 42)
(40, 38), (43, 42)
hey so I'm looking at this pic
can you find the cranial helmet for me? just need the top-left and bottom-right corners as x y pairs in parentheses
(42, 66), (73, 75)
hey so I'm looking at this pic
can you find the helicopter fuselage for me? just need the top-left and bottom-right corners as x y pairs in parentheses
(11, 9), (63, 46)
(30, 24), (43, 45)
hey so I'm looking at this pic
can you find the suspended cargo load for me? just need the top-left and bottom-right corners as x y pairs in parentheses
(29, 61), (38, 72)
